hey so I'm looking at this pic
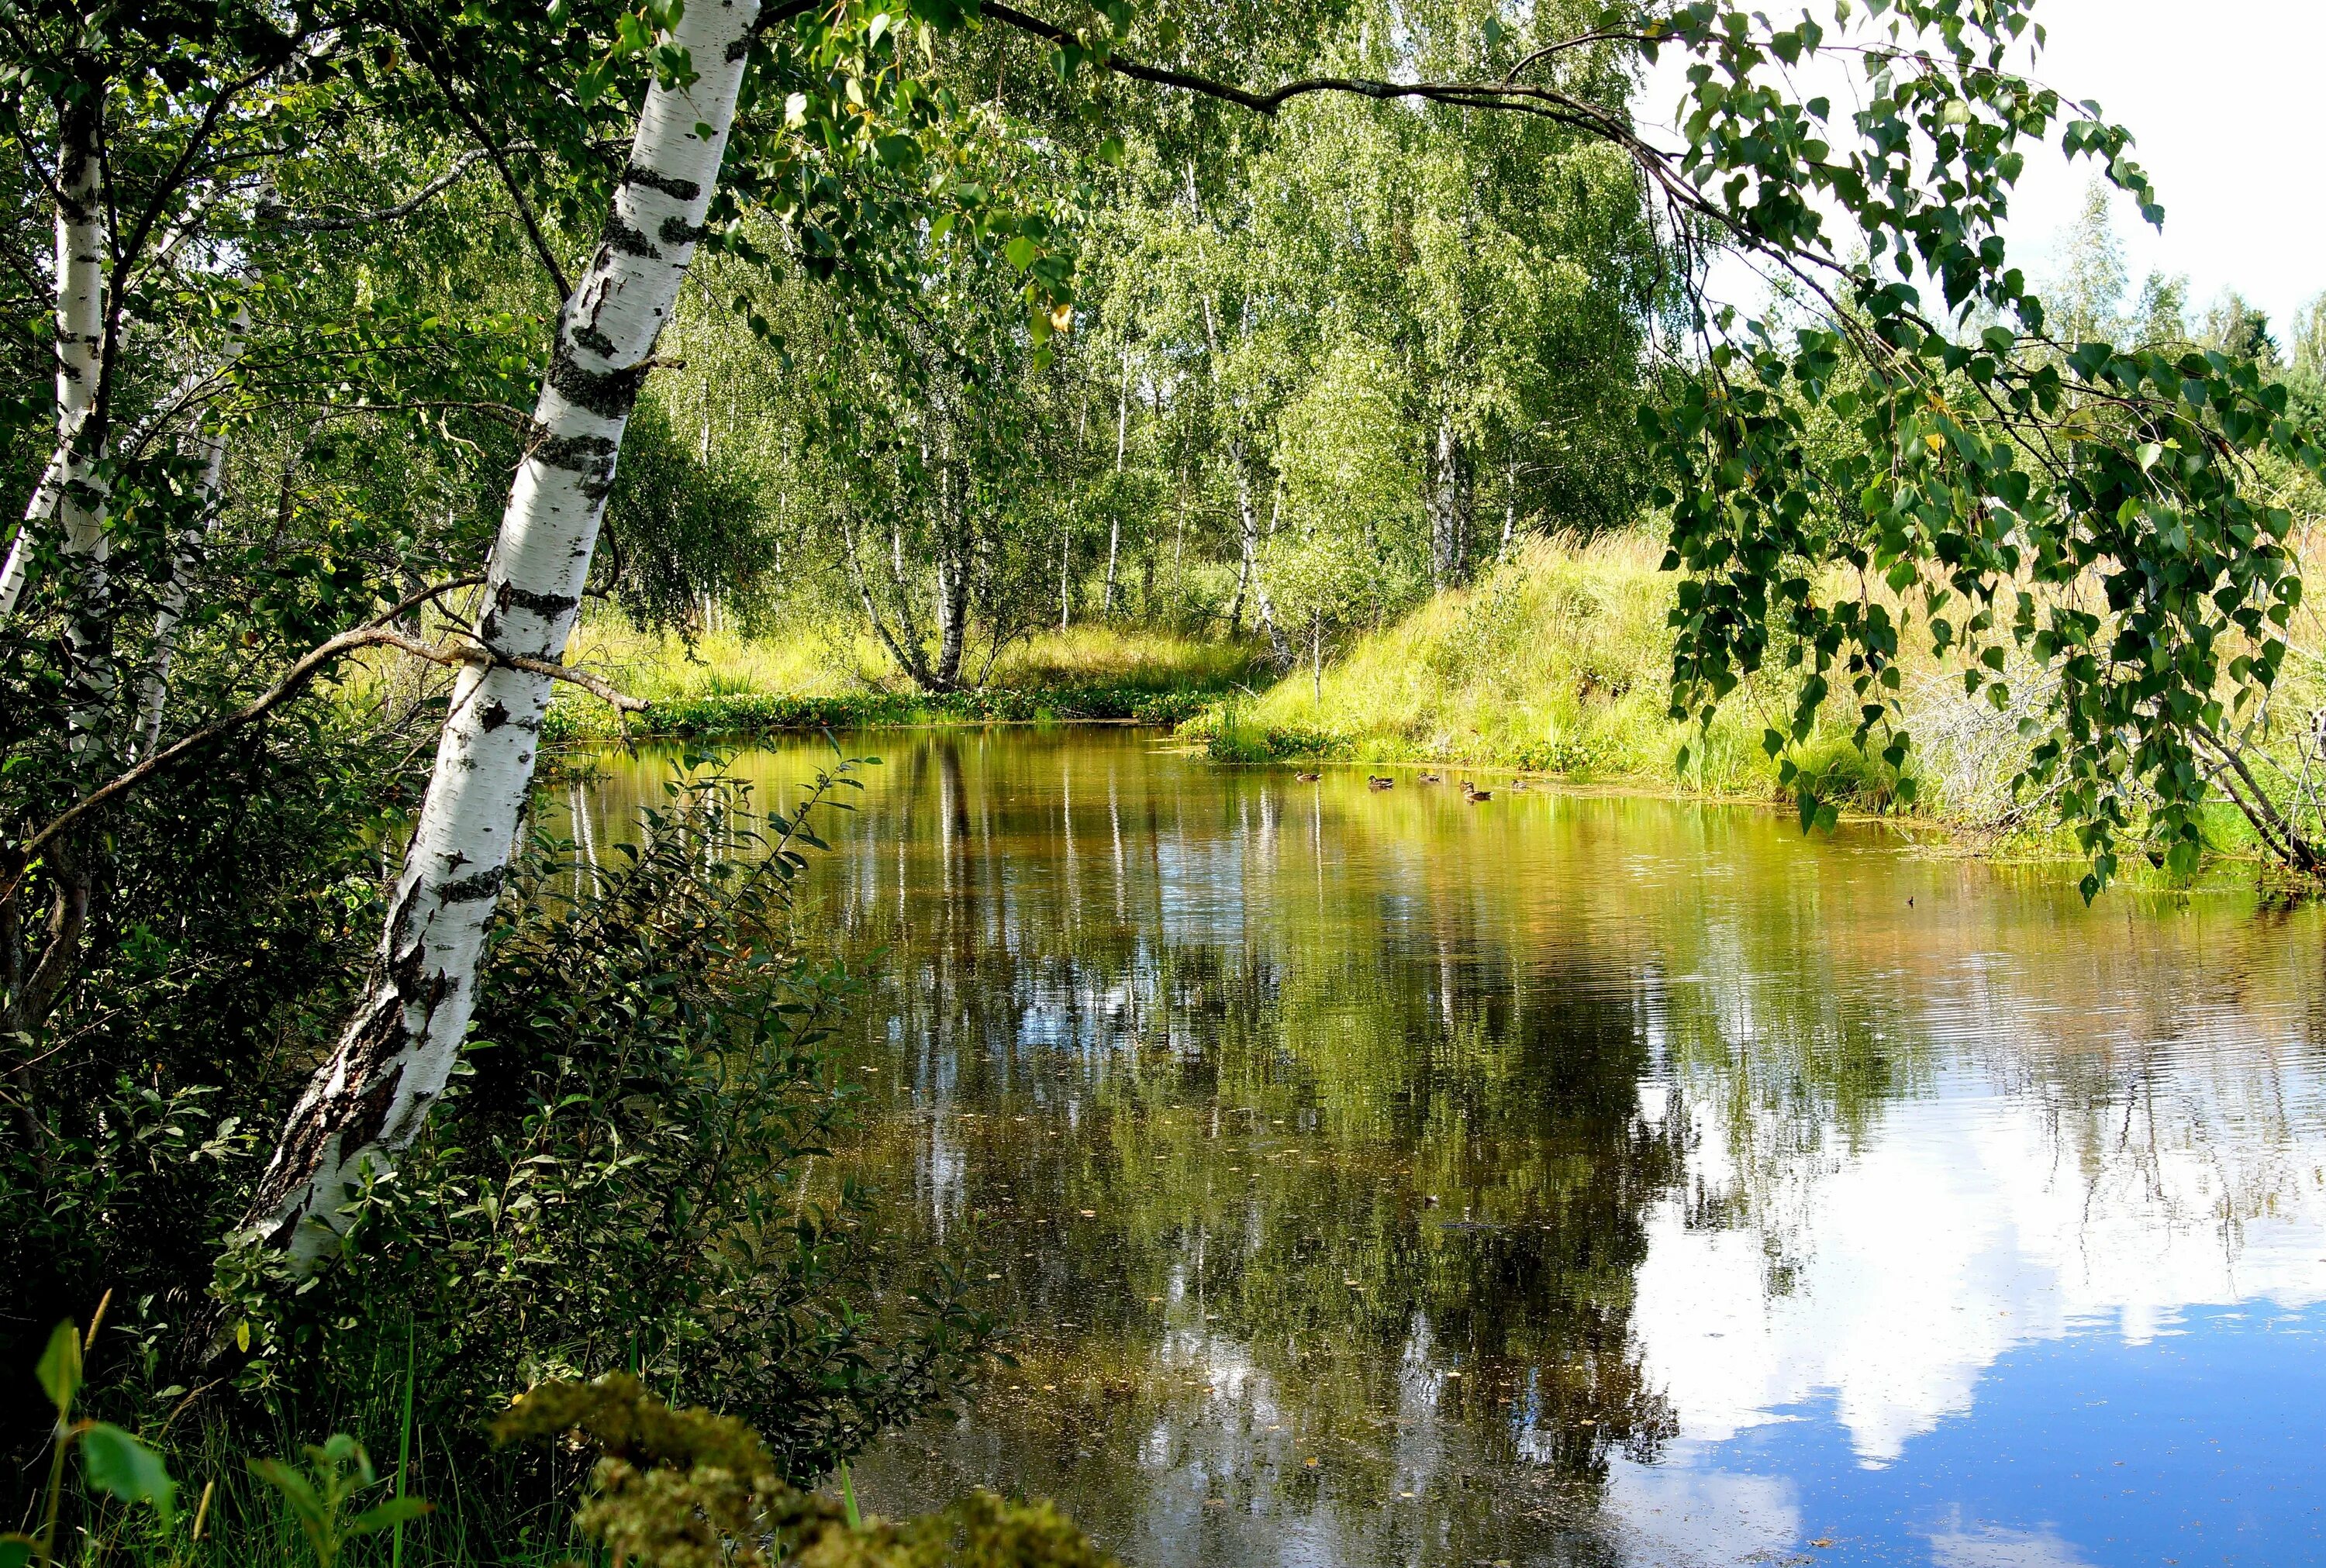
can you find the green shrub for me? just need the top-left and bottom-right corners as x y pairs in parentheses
(496, 1375), (1113, 1568)
(542, 683), (1239, 745)
(219, 761), (998, 1497)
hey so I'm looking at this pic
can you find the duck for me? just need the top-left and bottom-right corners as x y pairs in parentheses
(1367, 774), (1394, 791)
(1295, 771), (1322, 782)
(1417, 771), (1443, 784)
(1506, 777), (1528, 791)
(1462, 781), (1493, 802)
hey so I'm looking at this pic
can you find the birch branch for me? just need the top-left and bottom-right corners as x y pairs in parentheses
(2, 580), (646, 901)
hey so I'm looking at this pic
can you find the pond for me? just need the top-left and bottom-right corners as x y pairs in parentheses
(563, 727), (2326, 1568)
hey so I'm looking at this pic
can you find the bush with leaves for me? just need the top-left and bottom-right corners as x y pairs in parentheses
(219, 758), (1000, 1495)
(496, 1373), (1113, 1568)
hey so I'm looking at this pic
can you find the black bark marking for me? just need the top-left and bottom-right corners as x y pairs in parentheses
(533, 430), (622, 505)
(480, 698), (511, 731)
(547, 344), (648, 421)
(660, 215), (708, 246)
(434, 866), (506, 904)
(621, 165), (702, 202)
(601, 210), (659, 259)
(497, 581), (582, 616)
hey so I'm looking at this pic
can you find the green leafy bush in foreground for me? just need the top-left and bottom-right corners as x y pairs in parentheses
(5, 759), (997, 1558)
(496, 1374), (1112, 1568)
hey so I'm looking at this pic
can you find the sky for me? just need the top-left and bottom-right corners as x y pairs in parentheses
(1639, 0), (2326, 333)
(2007, 0), (2326, 332)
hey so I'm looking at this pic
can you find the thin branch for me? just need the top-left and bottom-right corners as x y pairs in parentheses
(2, 581), (645, 901)
(267, 147), (531, 233)
(411, 49), (574, 301)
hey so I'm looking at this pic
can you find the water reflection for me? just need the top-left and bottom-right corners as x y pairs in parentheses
(562, 730), (2326, 1567)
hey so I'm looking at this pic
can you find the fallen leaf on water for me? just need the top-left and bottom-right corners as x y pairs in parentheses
(985, 1273), (1002, 1280)
(1810, 1540), (1834, 1549)
(1304, 1457), (1320, 1469)
(1079, 1209), (1096, 1218)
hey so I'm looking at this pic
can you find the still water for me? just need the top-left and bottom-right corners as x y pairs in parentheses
(564, 727), (2326, 1568)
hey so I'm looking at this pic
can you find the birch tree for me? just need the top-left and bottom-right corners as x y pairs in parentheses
(240, 0), (770, 1260)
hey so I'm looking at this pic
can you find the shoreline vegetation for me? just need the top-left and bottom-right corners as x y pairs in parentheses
(550, 531), (2314, 874)
(568, 526), (2326, 883)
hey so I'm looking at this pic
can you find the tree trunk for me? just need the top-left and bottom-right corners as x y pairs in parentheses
(134, 295), (251, 759)
(0, 452), (67, 618)
(934, 480), (970, 688)
(54, 84), (114, 759)
(1427, 418), (1472, 591)
(1232, 439), (1288, 662)
(241, 0), (761, 1266)
(1103, 348), (1127, 618)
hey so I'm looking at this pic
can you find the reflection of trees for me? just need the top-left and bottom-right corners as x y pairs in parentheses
(789, 733), (1685, 1563)
(561, 730), (2326, 1564)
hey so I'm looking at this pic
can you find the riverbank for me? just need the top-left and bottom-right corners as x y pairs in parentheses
(1182, 531), (2314, 870)
(542, 622), (1263, 742)
(1187, 532), (1907, 805)
(543, 534), (2321, 874)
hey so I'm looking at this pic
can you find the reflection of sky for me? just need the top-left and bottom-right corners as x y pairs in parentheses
(1620, 970), (2326, 1563)
(566, 737), (2326, 1566)
(1611, 1304), (2326, 1566)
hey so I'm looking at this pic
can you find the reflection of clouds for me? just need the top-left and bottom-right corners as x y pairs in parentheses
(1631, 1043), (2326, 1464)
(1600, 1460), (1800, 1568)
(1924, 1518), (2095, 1568)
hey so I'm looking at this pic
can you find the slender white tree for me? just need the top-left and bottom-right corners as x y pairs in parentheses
(132, 291), (250, 759)
(52, 83), (114, 755)
(243, 0), (763, 1263)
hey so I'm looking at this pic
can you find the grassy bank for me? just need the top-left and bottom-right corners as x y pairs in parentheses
(1192, 530), (2326, 863)
(1192, 533), (1879, 798)
(544, 622), (1259, 742)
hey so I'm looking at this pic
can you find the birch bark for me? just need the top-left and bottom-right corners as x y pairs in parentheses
(0, 452), (67, 618)
(133, 294), (251, 758)
(53, 88), (114, 756)
(1103, 349), (1127, 618)
(243, 0), (762, 1264)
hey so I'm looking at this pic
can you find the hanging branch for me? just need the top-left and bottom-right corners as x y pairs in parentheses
(2, 578), (649, 903)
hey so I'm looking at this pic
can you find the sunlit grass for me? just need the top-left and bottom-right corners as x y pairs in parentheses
(563, 616), (1263, 702)
(1244, 532), (1792, 796)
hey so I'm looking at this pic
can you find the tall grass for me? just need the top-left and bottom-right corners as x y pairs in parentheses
(1221, 525), (2326, 864)
(1236, 532), (1807, 796)
(562, 619), (1259, 705)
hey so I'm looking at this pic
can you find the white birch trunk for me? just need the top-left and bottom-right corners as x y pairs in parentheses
(1234, 443), (1287, 662)
(54, 92), (113, 756)
(243, 0), (761, 1264)
(0, 450), (67, 617)
(133, 296), (251, 759)
(1103, 349), (1127, 617)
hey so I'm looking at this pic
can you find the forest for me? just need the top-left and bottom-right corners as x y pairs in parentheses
(2, 0), (2321, 1565)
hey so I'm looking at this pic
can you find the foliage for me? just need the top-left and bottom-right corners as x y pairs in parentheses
(247, 1436), (429, 1568)
(1636, 0), (2325, 889)
(4, 1317), (178, 1568)
(496, 1374), (1114, 1568)
(212, 763), (998, 1490)
(544, 684), (1231, 743)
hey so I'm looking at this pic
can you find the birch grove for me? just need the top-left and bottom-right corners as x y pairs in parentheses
(241, 0), (764, 1261)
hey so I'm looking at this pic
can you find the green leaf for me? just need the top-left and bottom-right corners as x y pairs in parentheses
(1004, 236), (1036, 271)
(250, 1457), (329, 1534)
(35, 1322), (80, 1415)
(81, 1424), (178, 1528)
(1, 1533), (36, 1568)
(347, 1498), (433, 1538)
